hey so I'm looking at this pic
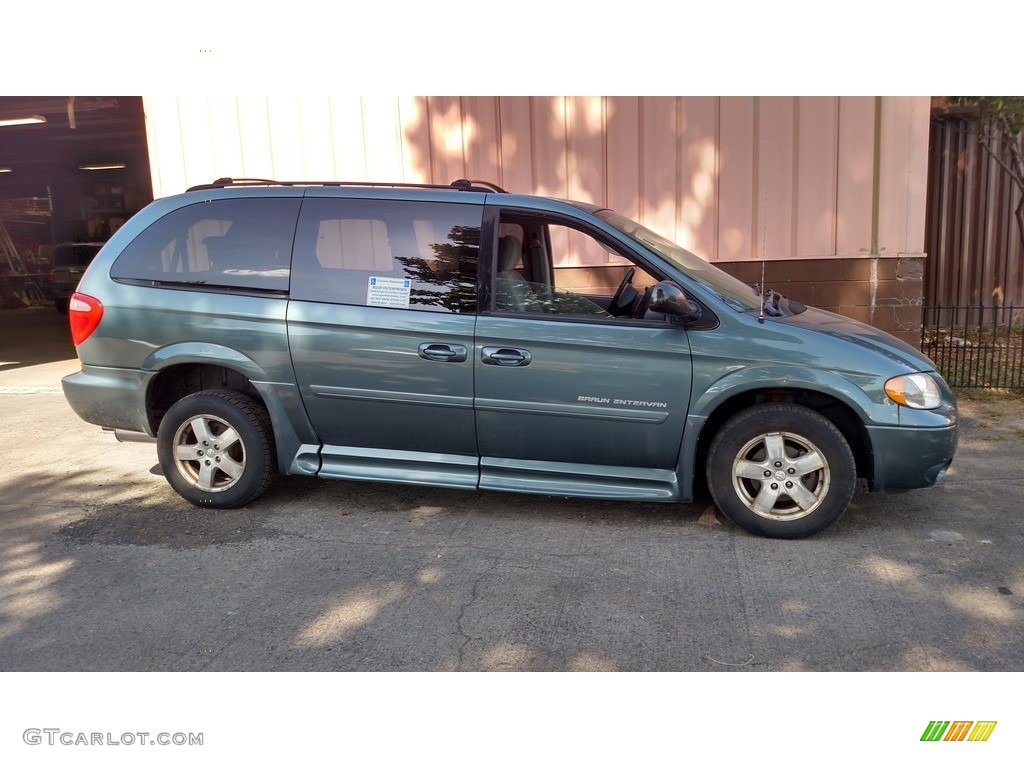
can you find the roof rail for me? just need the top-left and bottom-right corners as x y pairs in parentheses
(185, 177), (508, 193)
(450, 178), (508, 193)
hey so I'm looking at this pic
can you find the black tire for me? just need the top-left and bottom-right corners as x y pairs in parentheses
(157, 389), (276, 508)
(706, 403), (856, 539)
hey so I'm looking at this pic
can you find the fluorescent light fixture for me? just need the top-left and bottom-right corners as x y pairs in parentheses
(0, 114), (47, 127)
(79, 162), (126, 171)
(0, 167), (12, 173)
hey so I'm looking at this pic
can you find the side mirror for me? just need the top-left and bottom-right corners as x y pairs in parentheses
(647, 281), (702, 323)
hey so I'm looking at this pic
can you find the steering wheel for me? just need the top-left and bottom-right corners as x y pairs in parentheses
(608, 267), (636, 315)
(632, 285), (654, 319)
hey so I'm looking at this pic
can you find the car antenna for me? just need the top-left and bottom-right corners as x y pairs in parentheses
(757, 136), (773, 325)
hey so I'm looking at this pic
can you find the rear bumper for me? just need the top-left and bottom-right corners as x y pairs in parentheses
(866, 422), (959, 492)
(62, 365), (155, 435)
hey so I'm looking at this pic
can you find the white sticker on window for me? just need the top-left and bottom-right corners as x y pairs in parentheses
(366, 276), (412, 308)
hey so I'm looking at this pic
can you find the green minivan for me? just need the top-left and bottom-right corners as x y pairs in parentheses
(62, 179), (958, 538)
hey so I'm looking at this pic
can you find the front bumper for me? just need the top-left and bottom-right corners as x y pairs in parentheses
(866, 422), (959, 492)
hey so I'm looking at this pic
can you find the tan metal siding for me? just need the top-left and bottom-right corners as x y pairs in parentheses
(678, 97), (718, 255)
(143, 96), (930, 265)
(717, 97), (756, 261)
(795, 97), (839, 258)
(757, 96), (796, 261)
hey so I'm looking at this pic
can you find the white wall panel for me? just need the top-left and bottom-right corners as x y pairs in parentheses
(233, 97), (275, 179)
(359, 96), (406, 181)
(295, 97), (335, 180)
(264, 96), (305, 180)
(174, 97), (217, 187)
(327, 97), (370, 180)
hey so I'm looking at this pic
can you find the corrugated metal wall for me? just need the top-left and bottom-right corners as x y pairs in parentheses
(925, 114), (1024, 313)
(143, 96), (930, 265)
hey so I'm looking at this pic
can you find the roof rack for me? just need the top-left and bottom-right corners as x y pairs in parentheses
(186, 177), (508, 194)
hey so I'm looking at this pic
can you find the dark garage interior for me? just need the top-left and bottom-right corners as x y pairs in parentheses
(0, 96), (152, 311)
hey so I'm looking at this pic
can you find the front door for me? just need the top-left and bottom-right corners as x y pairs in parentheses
(474, 209), (692, 499)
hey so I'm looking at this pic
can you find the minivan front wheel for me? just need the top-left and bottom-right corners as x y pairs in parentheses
(706, 404), (856, 538)
(157, 389), (275, 508)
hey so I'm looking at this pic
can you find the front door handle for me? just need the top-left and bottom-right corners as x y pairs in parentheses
(418, 343), (467, 363)
(481, 346), (532, 367)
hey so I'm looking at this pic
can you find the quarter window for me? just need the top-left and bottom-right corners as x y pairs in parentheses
(110, 198), (299, 292)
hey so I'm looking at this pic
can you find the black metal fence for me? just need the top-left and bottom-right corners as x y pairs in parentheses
(921, 305), (1024, 389)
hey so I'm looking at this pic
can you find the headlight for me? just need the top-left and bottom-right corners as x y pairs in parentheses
(885, 373), (941, 409)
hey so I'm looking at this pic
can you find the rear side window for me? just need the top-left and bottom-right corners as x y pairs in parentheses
(110, 198), (300, 293)
(291, 198), (481, 313)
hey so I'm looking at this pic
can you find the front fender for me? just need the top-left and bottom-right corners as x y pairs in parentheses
(690, 364), (897, 426)
(676, 364), (895, 500)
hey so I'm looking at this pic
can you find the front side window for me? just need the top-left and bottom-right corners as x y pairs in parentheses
(110, 198), (299, 292)
(291, 198), (481, 314)
(493, 213), (660, 320)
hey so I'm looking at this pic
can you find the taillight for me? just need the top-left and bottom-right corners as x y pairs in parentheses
(68, 292), (104, 346)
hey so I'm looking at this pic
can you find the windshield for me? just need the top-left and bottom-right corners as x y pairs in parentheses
(598, 211), (761, 311)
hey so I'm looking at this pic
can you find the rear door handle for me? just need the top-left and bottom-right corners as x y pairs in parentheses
(481, 346), (532, 367)
(418, 343), (467, 363)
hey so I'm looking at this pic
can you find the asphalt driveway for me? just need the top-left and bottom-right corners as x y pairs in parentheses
(1, 307), (1022, 672)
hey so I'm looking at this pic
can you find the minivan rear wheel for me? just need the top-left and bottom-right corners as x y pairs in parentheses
(706, 404), (856, 538)
(157, 389), (275, 508)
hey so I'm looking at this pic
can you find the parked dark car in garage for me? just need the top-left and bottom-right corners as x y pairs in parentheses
(53, 241), (104, 312)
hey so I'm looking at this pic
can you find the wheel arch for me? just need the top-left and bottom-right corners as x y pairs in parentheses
(685, 383), (876, 499)
(143, 353), (320, 477)
(149, 361), (266, 426)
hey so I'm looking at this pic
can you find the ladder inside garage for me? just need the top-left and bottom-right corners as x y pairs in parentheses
(0, 219), (26, 273)
(0, 219), (46, 305)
